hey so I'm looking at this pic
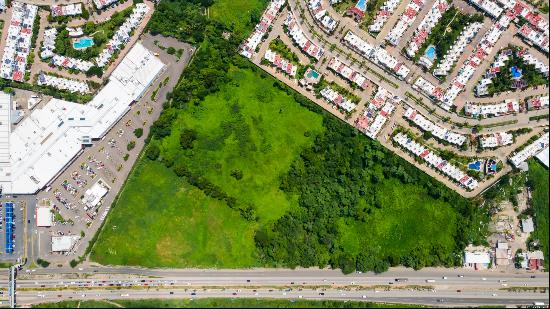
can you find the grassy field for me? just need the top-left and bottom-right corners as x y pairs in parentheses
(528, 159), (549, 268)
(90, 68), (324, 267)
(338, 179), (458, 260)
(209, 0), (267, 36)
(91, 0), (484, 271)
(32, 298), (424, 308)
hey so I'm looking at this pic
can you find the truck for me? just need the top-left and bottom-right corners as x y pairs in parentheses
(395, 278), (408, 282)
(426, 279), (435, 283)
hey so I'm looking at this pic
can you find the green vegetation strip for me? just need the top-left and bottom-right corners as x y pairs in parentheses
(32, 298), (425, 308)
(529, 114), (549, 121)
(527, 160), (549, 269)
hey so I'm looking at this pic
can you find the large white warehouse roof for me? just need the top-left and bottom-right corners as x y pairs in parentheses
(1, 42), (165, 194)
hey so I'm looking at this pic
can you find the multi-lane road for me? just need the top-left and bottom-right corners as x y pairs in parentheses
(5, 267), (549, 307)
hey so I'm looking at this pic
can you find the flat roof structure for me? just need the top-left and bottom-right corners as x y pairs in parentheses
(0, 93), (11, 193)
(51, 235), (79, 252)
(535, 146), (549, 168)
(2, 42), (165, 195)
(36, 207), (53, 227)
(464, 251), (491, 264)
(82, 179), (110, 208)
(522, 217), (534, 233)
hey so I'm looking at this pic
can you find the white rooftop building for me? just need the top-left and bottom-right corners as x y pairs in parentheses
(509, 132), (549, 167)
(36, 207), (53, 227)
(521, 217), (534, 233)
(479, 131), (514, 148)
(1, 43), (164, 195)
(82, 179), (110, 209)
(535, 146), (549, 168)
(464, 251), (491, 269)
(51, 235), (80, 252)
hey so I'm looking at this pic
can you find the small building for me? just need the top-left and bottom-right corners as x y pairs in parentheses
(51, 235), (79, 253)
(36, 207), (53, 227)
(81, 179), (110, 209)
(521, 217), (535, 233)
(464, 251), (491, 270)
(535, 147), (549, 168)
(527, 250), (545, 270)
(495, 242), (511, 266)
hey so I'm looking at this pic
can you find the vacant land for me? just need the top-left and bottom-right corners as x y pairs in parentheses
(91, 67), (324, 267)
(91, 0), (487, 272)
(33, 299), (424, 308)
(528, 159), (549, 268)
(209, 0), (267, 35)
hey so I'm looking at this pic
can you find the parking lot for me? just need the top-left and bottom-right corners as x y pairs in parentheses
(23, 34), (194, 266)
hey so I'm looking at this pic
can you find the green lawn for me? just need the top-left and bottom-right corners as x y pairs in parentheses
(91, 67), (324, 267)
(209, 0), (267, 36)
(528, 159), (549, 268)
(32, 298), (424, 308)
(339, 179), (457, 261)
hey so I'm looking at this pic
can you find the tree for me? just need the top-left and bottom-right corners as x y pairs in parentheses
(133, 128), (143, 138)
(180, 128), (197, 149)
(86, 66), (103, 78)
(69, 259), (78, 268)
(356, 251), (377, 272)
(167, 46), (176, 55)
(230, 169), (243, 180)
(127, 141), (136, 151)
(145, 144), (160, 160)
(373, 260), (389, 273)
(81, 7), (90, 19)
(338, 253), (356, 274)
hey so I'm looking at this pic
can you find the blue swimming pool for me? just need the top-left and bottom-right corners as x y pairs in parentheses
(355, 0), (367, 12)
(73, 37), (94, 50)
(511, 66), (522, 79)
(425, 45), (436, 61)
(468, 161), (482, 171)
(307, 70), (320, 79)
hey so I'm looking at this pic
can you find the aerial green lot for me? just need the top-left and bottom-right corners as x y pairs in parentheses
(91, 67), (324, 267)
(338, 179), (458, 260)
(91, 0), (485, 271)
(33, 298), (424, 308)
(209, 0), (267, 35)
(528, 159), (549, 268)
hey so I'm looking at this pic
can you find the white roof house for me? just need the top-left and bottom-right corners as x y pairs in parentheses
(535, 146), (549, 168)
(36, 207), (53, 227)
(510, 133), (549, 167)
(464, 251), (491, 265)
(51, 235), (79, 252)
(2, 43), (164, 194)
(82, 179), (110, 209)
(521, 217), (534, 233)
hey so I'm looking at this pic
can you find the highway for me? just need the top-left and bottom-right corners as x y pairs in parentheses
(12, 287), (549, 307)
(4, 267), (549, 307)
